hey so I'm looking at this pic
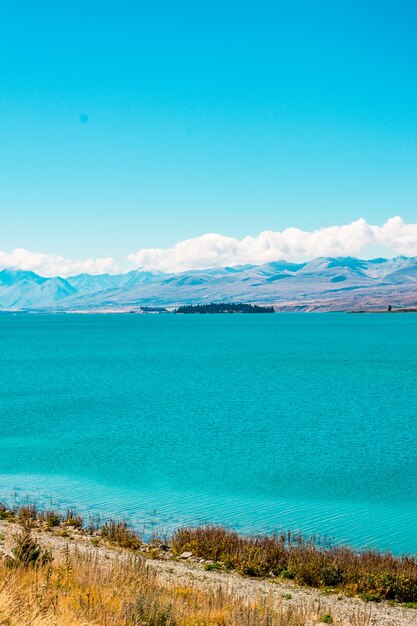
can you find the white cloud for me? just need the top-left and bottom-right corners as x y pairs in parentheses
(0, 248), (118, 278)
(127, 217), (417, 272)
(2, 217), (417, 277)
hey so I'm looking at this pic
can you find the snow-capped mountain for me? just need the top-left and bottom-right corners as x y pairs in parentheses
(0, 269), (77, 310)
(1, 256), (417, 312)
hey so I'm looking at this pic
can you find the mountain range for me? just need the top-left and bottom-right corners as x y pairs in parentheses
(1, 256), (417, 312)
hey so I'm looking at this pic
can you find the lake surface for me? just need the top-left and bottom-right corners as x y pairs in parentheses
(0, 313), (416, 553)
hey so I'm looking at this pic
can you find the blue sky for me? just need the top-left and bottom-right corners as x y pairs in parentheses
(1, 0), (417, 272)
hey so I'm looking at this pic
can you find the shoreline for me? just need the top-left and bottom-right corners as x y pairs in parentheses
(1, 306), (417, 314)
(0, 516), (416, 625)
(1, 503), (417, 624)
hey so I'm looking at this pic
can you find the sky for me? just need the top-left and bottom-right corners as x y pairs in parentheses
(1, 0), (417, 275)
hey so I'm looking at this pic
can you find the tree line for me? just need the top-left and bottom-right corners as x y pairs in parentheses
(175, 303), (274, 314)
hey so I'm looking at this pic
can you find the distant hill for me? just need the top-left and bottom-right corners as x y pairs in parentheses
(1, 256), (417, 312)
(0, 269), (76, 310)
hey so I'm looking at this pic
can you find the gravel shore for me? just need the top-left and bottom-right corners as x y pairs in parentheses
(1, 520), (416, 626)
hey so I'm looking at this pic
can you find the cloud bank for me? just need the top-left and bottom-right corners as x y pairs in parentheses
(0, 249), (118, 278)
(128, 217), (417, 272)
(1, 217), (417, 277)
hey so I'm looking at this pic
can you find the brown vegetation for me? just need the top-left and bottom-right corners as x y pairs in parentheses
(1, 500), (417, 625)
(100, 518), (143, 550)
(0, 526), (333, 626)
(172, 526), (417, 603)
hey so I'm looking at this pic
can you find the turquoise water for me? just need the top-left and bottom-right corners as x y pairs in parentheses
(0, 313), (416, 553)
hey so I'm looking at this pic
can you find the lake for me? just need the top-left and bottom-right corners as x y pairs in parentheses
(0, 312), (416, 553)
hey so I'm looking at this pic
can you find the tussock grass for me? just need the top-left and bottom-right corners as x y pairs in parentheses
(39, 509), (63, 529)
(17, 503), (38, 524)
(2, 498), (417, 610)
(172, 525), (417, 603)
(100, 518), (142, 550)
(5, 524), (52, 568)
(63, 508), (83, 529)
(0, 529), (333, 626)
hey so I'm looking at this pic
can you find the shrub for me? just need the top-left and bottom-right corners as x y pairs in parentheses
(359, 592), (381, 603)
(17, 504), (37, 525)
(241, 565), (261, 577)
(40, 509), (62, 529)
(64, 508), (84, 529)
(171, 524), (417, 603)
(0, 501), (13, 520)
(100, 519), (142, 551)
(6, 527), (52, 568)
(204, 561), (221, 571)
(320, 565), (344, 587)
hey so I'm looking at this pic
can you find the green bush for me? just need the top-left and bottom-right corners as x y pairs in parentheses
(41, 510), (62, 529)
(359, 592), (381, 603)
(320, 565), (344, 587)
(241, 565), (261, 577)
(204, 561), (221, 571)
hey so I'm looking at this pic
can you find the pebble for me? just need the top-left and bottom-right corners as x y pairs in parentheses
(178, 551), (193, 559)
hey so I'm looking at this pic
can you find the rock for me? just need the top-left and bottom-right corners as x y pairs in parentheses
(178, 551), (193, 559)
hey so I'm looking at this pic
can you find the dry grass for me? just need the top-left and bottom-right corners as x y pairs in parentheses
(0, 501), (415, 624)
(172, 525), (417, 603)
(100, 518), (143, 551)
(0, 532), (335, 626)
